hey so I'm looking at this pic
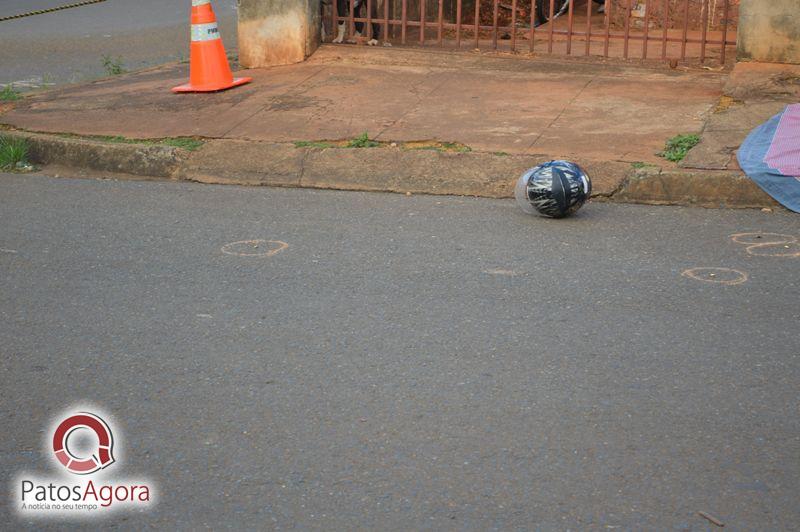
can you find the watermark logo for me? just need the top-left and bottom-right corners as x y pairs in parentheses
(52, 413), (115, 475)
(14, 406), (155, 519)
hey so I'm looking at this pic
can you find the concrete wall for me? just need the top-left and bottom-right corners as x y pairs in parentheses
(737, 0), (800, 64)
(238, 0), (321, 68)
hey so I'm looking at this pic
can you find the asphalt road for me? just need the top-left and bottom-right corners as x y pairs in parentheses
(1, 173), (799, 529)
(0, 0), (238, 89)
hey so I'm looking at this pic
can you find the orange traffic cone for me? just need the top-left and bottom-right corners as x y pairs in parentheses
(172, 0), (251, 93)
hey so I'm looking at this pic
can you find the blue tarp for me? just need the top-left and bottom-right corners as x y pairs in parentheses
(737, 104), (800, 213)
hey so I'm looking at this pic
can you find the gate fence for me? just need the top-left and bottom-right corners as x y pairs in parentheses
(327, 0), (738, 65)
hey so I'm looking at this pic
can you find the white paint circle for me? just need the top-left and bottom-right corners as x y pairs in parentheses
(681, 267), (748, 285)
(730, 232), (797, 246)
(221, 239), (288, 257)
(729, 232), (800, 257)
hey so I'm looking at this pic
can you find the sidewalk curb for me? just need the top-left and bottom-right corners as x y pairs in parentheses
(614, 166), (779, 209)
(4, 131), (779, 209)
(5, 130), (182, 178)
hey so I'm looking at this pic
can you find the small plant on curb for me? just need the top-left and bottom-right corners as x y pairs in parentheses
(56, 133), (204, 151)
(0, 135), (31, 171)
(346, 132), (380, 148)
(438, 142), (471, 153)
(294, 140), (337, 149)
(0, 85), (22, 102)
(658, 134), (700, 163)
(160, 138), (204, 151)
(405, 141), (472, 153)
(101, 55), (126, 76)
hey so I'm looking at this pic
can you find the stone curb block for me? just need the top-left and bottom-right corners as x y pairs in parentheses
(4, 133), (780, 209)
(176, 139), (627, 199)
(615, 167), (778, 208)
(5, 131), (182, 178)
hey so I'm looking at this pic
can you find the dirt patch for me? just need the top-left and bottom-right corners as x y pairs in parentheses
(293, 138), (473, 152)
(713, 95), (743, 113)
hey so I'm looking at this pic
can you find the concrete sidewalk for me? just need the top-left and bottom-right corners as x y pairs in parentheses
(2, 45), (723, 160)
(0, 45), (780, 207)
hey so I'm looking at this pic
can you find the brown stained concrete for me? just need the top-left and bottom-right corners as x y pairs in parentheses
(1, 45), (725, 167)
(681, 62), (800, 171)
(239, 15), (307, 68)
(737, 0), (800, 64)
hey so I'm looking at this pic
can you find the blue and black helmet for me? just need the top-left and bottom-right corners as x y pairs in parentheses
(514, 160), (592, 218)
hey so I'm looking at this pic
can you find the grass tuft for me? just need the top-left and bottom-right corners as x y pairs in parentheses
(346, 132), (380, 148)
(294, 140), (336, 149)
(659, 134), (700, 162)
(0, 135), (30, 171)
(0, 85), (22, 102)
(57, 133), (203, 151)
(160, 138), (204, 151)
(101, 55), (126, 76)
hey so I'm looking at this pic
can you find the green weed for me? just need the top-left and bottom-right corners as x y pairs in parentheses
(101, 55), (126, 76)
(56, 133), (203, 151)
(346, 132), (380, 148)
(294, 140), (337, 149)
(160, 138), (204, 151)
(659, 134), (700, 162)
(0, 135), (30, 171)
(0, 85), (22, 102)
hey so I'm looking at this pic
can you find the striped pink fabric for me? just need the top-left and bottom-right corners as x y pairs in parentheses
(764, 103), (800, 180)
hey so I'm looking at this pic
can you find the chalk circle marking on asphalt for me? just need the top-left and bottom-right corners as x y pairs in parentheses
(729, 232), (800, 258)
(221, 240), (288, 257)
(681, 267), (748, 285)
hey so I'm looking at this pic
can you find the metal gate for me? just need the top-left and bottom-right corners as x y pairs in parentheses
(327, 0), (738, 65)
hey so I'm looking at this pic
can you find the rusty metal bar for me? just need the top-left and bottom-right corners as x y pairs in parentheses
(383, 0), (389, 42)
(623, 0), (632, 59)
(349, 0), (355, 37)
(367, 0), (373, 39)
(401, 0), (407, 43)
(680, 0), (689, 60)
(547, 0), (555, 53)
(641, 0), (649, 59)
(437, 0), (444, 44)
(420, 0), (426, 44)
(585, 0), (592, 55)
(603, 0), (612, 57)
(566, 0), (574, 55)
(530, 0), (536, 52)
(500, 25), (731, 44)
(720, 0), (730, 63)
(332, 0), (339, 39)
(474, 0), (480, 48)
(456, 0), (462, 47)
(661, 0), (668, 60)
(492, 0), (499, 49)
(699, 0), (709, 62)
(511, 0), (518, 51)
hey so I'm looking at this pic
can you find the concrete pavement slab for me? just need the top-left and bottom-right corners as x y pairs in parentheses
(5, 45), (775, 208)
(2, 45), (726, 160)
(229, 65), (446, 141)
(375, 72), (586, 152)
(531, 75), (722, 162)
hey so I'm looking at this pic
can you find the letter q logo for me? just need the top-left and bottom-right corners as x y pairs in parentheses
(52, 412), (115, 475)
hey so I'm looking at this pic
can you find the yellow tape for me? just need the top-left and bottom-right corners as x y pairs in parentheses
(0, 0), (107, 23)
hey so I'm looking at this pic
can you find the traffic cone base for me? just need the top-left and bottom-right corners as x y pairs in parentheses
(172, 77), (251, 93)
(172, 0), (251, 94)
